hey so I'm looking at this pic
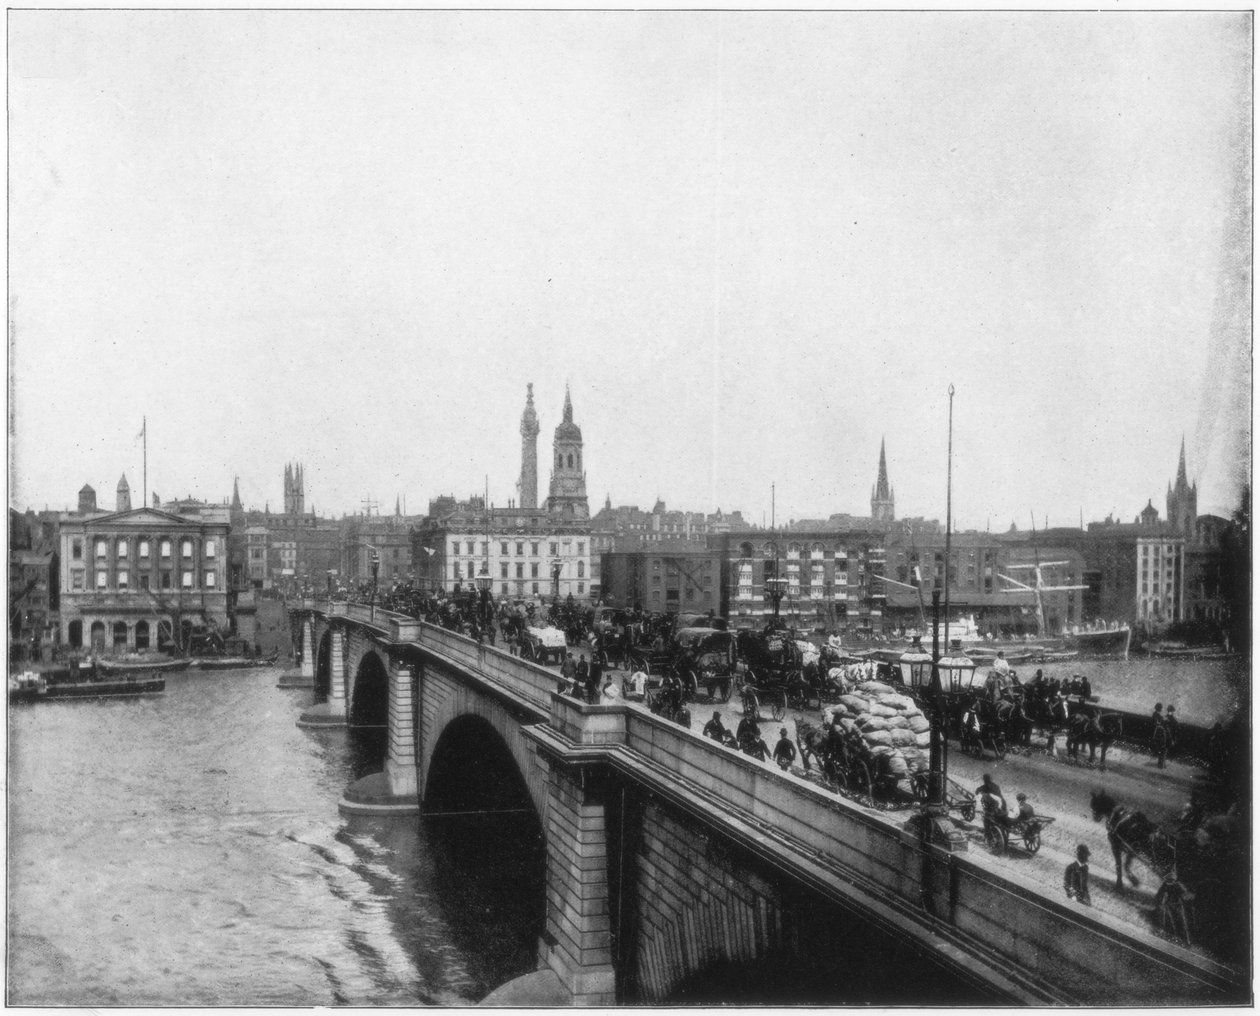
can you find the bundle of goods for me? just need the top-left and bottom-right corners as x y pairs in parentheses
(822, 680), (932, 794)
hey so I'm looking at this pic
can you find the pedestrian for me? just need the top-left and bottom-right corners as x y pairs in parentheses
(586, 652), (602, 704)
(974, 773), (1007, 817)
(742, 725), (771, 762)
(773, 727), (797, 771)
(1151, 702), (1168, 769)
(599, 674), (621, 704)
(1047, 691), (1069, 755)
(626, 668), (648, 702)
(1064, 844), (1092, 905)
(703, 710), (729, 743)
(1165, 705), (1179, 752)
(561, 651), (576, 689)
(575, 653), (590, 701)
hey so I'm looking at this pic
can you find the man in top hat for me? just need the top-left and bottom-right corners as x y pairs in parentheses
(1064, 844), (1092, 905)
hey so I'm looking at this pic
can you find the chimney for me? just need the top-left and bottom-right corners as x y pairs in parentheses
(78, 484), (97, 513)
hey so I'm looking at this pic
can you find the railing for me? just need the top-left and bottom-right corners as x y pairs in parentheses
(307, 600), (556, 713)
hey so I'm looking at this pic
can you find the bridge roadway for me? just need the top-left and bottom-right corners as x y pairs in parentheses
(286, 600), (1244, 1006)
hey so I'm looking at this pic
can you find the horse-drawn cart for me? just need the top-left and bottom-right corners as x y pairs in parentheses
(518, 626), (567, 665)
(910, 772), (976, 822)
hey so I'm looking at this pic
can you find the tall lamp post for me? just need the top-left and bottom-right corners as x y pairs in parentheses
(903, 384), (967, 852)
(370, 549), (381, 608)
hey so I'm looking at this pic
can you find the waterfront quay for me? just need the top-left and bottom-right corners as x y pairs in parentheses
(281, 599), (1246, 1006)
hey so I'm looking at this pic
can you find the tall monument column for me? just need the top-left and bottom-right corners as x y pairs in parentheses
(520, 383), (540, 510)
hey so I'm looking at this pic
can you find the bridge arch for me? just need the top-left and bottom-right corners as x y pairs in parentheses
(426, 714), (541, 822)
(349, 649), (390, 728)
(421, 680), (547, 821)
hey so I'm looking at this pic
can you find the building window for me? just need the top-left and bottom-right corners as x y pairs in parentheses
(117, 570), (129, 589)
(205, 570), (216, 588)
(96, 570), (108, 588)
(578, 582), (585, 594)
(550, 542), (559, 556)
(161, 572), (172, 589)
(531, 542), (539, 556)
(500, 541), (508, 555)
(206, 539), (216, 558)
(160, 539), (171, 559)
(500, 562), (509, 578)
(117, 538), (130, 559)
(531, 563), (539, 578)
(516, 563), (524, 578)
(71, 570), (84, 591)
(182, 571), (193, 588)
(72, 539), (83, 560)
(577, 542), (585, 555)
(140, 574), (150, 590)
(182, 540), (193, 559)
(501, 583), (509, 595)
(578, 560), (585, 578)
(532, 582), (539, 594)
(480, 542), (488, 556)
(465, 541), (473, 555)
(452, 542), (460, 556)
(139, 539), (150, 559)
(453, 562), (462, 579)
(96, 539), (107, 559)
(516, 542), (524, 555)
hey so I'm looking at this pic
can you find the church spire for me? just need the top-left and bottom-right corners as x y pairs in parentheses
(562, 384), (573, 423)
(232, 476), (243, 511)
(519, 383), (540, 510)
(871, 439), (895, 522)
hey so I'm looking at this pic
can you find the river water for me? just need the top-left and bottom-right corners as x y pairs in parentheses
(7, 667), (542, 1007)
(1019, 653), (1248, 728)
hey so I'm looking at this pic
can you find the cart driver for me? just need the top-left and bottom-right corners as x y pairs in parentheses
(975, 773), (1008, 819)
(1015, 792), (1036, 825)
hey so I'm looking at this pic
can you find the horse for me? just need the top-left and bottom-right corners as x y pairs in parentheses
(1068, 710), (1122, 767)
(1090, 789), (1162, 889)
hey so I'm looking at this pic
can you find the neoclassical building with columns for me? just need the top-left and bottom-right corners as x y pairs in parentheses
(58, 477), (231, 651)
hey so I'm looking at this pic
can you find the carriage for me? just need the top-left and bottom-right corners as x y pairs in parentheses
(671, 627), (737, 703)
(982, 809), (1055, 855)
(517, 625), (568, 665)
(735, 627), (812, 721)
(795, 716), (910, 808)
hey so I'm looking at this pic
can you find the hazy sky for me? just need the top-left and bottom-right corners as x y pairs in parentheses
(10, 11), (1251, 530)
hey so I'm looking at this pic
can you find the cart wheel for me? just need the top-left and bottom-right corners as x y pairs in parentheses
(911, 775), (929, 801)
(961, 802), (976, 823)
(831, 765), (848, 794)
(852, 760), (874, 806)
(984, 821), (1008, 855)
(684, 670), (699, 704)
(1023, 827), (1041, 854)
(771, 690), (786, 722)
(743, 689), (760, 720)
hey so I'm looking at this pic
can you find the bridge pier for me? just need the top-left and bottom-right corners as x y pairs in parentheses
(278, 614), (315, 687)
(537, 759), (617, 1006)
(339, 652), (420, 815)
(298, 625), (347, 727)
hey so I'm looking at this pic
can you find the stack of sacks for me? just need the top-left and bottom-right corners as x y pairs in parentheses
(822, 680), (932, 793)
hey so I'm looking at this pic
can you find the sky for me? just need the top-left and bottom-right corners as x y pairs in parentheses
(9, 10), (1252, 531)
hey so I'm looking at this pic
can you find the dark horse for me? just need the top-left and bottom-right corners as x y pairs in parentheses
(1090, 790), (1161, 889)
(1068, 710), (1123, 767)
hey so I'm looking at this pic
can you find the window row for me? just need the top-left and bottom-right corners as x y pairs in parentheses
(453, 540), (587, 557)
(70, 568), (216, 591)
(73, 537), (216, 561)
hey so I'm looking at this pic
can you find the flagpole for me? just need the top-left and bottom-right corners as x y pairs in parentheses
(143, 416), (147, 508)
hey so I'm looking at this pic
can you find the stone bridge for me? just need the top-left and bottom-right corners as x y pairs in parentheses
(287, 600), (1243, 1006)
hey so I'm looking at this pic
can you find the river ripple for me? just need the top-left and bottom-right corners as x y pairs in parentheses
(7, 667), (539, 1006)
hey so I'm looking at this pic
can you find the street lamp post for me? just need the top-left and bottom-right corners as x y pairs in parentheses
(370, 549), (380, 614)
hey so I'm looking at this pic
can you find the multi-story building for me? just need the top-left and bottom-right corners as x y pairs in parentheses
(58, 478), (230, 651)
(9, 508), (60, 660)
(341, 509), (421, 588)
(718, 527), (888, 628)
(413, 496), (593, 601)
(600, 546), (725, 616)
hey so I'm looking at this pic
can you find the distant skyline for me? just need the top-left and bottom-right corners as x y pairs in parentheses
(10, 11), (1251, 530)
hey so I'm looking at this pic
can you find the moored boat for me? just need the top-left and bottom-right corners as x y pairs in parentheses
(191, 651), (279, 671)
(95, 656), (192, 675)
(11, 671), (164, 701)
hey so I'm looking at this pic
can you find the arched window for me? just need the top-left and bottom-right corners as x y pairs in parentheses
(134, 620), (150, 650)
(739, 542), (754, 559)
(68, 620), (83, 648)
(567, 453), (574, 468)
(577, 560), (585, 578)
(557, 453), (563, 468)
(112, 621), (128, 647)
(90, 621), (106, 650)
